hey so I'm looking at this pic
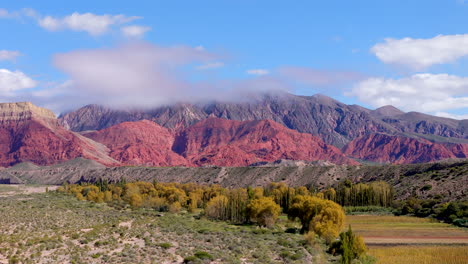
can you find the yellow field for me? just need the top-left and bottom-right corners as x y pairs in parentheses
(346, 215), (468, 245)
(346, 215), (468, 264)
(369, 246), (468, 264)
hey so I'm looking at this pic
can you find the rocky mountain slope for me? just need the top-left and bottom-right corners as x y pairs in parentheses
(343, 133), (468, 164)
(0, 98), (466, 168)
(59, 92), (468, 147)
(83, 118), (357, 166)
(171, 118), (357, 166)
(83, 120), (188, 167)
(0, 102), (117, 167)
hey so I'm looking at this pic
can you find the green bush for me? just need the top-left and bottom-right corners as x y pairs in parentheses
(194, 251), (213, 260)
(158, 242), (172, 249)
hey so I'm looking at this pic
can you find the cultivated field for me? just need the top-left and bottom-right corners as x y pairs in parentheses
(0, 185), (332, 264)
(346, 215), (468, 264)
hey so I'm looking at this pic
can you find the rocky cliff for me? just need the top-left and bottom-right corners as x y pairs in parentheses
(0, 102), (117, 167)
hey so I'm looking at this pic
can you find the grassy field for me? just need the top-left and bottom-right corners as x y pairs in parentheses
(0, 185), (333, 264)
(368, 246), (467, 264)
(346, 215), (468, 264)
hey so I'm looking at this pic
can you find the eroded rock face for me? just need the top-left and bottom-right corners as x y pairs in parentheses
(173, 118), (358, 166)
(0, 102), (56, 123)
(84, 120), (188, 167)
(343, 133), (468, 164)
(0, 102), (117, 167)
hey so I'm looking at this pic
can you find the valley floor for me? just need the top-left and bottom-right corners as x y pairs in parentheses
(0, 185), (331, 264)
(1, 185), (467, 264)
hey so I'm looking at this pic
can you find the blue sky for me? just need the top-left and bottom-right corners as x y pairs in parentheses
(0, 0), (467, 118)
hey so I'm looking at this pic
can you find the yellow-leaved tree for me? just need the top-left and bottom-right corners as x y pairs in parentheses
(288, 195), (345, 243)
(246, 197), (281, 228)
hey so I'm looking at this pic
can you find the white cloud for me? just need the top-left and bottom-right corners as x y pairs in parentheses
(349, 73), (468, 113)
(247, 69), (269, 76)
(371, 34), (468, 70)
(0, 69), (37, 96)
(0, 50), (21, 61)
(121, 25), (151, 38)
(196, 62), (224, 70)
(52, 43), (224, 107)
(435, 111), (468, 120)
(38, 12), (140, 36)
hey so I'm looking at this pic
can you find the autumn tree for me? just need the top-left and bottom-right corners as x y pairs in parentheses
(246, 197), (281, 228)
(205, 195), (229, 221)
(329, 225), (367, 264)
(288, 195), (345, 241)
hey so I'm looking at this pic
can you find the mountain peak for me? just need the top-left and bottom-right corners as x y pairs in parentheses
(310, 94), (342, 106)
(0, 102), (56, 122)
(372, 105), (404, 117)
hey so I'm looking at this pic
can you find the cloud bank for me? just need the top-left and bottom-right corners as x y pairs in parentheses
(350, 73), (468, 113)
(372, 34), (468, 70)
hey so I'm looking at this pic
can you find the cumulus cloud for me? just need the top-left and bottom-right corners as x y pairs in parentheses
(349, 73), (468, 113)
(121, 25), (151, 38)
(38, 12), (140, 35)
(247, 69), (269, 76)
(278, 66), (364, 86)
(0, 69), (37, 96)
(196, 62), (224, 70)
(0, 50), (21, 61)
(371, 34), (468, 70)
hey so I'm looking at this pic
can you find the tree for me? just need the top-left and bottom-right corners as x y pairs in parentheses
(246, 197), (281, 228)
(329, 225), (367, 264)
(288, 195), (345, 240)
(205, 195), (229, 220)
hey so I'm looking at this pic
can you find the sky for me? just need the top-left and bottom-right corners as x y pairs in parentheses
(0, 0), (467, 119)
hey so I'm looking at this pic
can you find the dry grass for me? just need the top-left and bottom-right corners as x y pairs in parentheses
(346, 215), (468, 245)
(369, 246), (468, 264)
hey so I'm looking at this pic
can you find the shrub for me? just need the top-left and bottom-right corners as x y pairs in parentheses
(194, 251), (213, 260)
(158, 242), (172, 249)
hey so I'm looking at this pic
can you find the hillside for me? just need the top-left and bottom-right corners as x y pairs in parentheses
(1, 159), (466, 202)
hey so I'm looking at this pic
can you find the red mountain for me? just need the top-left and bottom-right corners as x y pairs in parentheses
(172, 118), (358, 166)
(343, 133), (468, 164)
(0, 102), (117, 167)
(83, 120), (188, 166)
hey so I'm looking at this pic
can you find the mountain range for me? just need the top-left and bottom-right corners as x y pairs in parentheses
(0, 92), (467, 168)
